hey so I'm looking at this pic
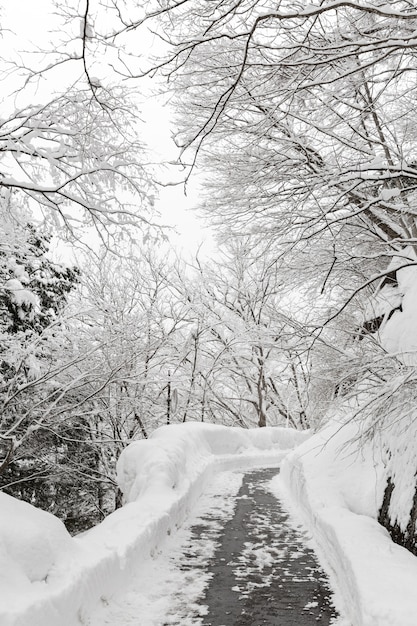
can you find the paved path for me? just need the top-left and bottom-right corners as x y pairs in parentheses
(197, 468), (338, 625)
(88, 468), (341, 625)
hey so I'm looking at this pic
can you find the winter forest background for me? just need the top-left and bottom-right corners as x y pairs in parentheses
(1, 0), (417, 554)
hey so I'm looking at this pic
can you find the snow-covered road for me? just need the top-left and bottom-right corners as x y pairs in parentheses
(87, 468), (347, 626)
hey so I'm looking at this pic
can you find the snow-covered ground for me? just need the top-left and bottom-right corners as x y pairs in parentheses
(88, 467), (344, 626)
(279, 417), (417, 626)
(87, 470), (243, 626)
(0, 423), (307, 626)
(3, 416), (417, 626)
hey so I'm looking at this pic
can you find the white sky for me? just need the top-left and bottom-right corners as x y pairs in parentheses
(140, 98), (215, 258)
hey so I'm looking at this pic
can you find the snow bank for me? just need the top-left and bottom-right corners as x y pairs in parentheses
(0, 423), (308, 626)
(117, 423), (308, 503)
(0, 493), (79, 604)
(280, 419), (417, 626)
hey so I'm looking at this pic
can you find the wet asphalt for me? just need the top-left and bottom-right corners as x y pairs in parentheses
(188, 468), (338, 626)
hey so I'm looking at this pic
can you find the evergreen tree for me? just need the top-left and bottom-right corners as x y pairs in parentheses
(0, 210), (80, 488)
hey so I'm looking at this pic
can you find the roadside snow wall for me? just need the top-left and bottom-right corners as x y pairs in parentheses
(281, 418), (417, 626)
(0, 422), (308, 626)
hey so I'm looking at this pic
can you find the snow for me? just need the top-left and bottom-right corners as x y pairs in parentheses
(380, 259), (417, 363)
(364, 282), (402, 321)
(118, 422), (310, 504)
(87, 470), (243, 626)
(4, 400), (417, 626)
(360, 248), (417, 364)
(384, 418), (417, 532)
(89, 466), (342, 625)
(5, 277), (39, 315)
(0, 422), (308, 626)
(274, 248), (417, 626)
(380, 188), (401, 201)
(0, 493), (78, 604)
(278, 417), (417, 626)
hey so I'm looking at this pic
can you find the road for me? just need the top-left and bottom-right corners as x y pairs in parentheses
(197, 468), (338, 625)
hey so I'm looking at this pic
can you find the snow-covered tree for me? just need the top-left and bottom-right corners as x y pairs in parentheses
(21, 248), (190, 527)
(134, 0), (417, 427)
(0, 212), (81, 509)
(145, 1), (417, 228)
(164, 240), (338, 429)
(133, 0), (417, 315)
(0, 1), (156, 242)
(0, 220), (79, 337)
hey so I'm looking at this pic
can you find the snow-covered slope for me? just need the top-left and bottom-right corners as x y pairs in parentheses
(280, 418), (417, 626)
(0, 423), (308, 626)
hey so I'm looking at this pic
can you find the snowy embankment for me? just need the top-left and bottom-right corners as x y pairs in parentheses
(0, 423), (308, 626)
(279, 418), (417, 626)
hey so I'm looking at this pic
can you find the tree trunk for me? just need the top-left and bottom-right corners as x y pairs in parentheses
(167, 371), (171, 425)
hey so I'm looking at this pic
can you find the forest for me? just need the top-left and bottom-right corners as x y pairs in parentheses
(1, 0), (417, 557)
